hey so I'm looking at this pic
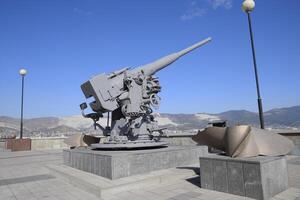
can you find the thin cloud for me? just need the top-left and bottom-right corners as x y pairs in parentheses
(73, 8), (93, 16)
(209, 0), (233, 10)
(180, 0), (233, 21)
(180, 1), (207, 21)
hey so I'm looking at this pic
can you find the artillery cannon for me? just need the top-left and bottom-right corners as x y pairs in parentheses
(80, 37), (212, 149)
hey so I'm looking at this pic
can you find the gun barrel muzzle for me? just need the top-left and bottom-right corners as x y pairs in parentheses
(134, 37), (212, 76)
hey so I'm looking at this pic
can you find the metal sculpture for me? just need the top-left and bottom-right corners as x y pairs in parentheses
(192, 125), (294, 157)
(80, 37), (212, 149)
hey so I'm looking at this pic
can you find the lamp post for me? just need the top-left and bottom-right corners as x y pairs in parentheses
(242, 0), (265, 129)
(19, 68), (27, 138)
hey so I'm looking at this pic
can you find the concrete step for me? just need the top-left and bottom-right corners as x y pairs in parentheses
(0, 149), (11, 152)
(47, 164), (198, 199)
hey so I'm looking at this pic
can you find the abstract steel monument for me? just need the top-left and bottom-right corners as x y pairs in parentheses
(192, 125), (294, 157)
(80, 37), (212, 149)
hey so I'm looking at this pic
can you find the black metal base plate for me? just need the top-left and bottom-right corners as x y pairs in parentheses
(90, 141), (168, 150)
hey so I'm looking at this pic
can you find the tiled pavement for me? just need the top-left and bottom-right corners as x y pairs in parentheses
(0, 150), (300, 200)
(0, 150), (100, 200)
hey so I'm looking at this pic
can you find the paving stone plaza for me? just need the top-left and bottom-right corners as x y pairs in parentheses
(1, 149), (300, 200)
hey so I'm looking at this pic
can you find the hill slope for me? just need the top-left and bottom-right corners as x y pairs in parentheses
(1, 105), (299, 137)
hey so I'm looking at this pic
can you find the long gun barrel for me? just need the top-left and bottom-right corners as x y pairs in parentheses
(133, 37), (212, 76)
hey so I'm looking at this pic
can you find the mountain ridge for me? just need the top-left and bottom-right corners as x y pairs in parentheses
(1, 105), (299, 137)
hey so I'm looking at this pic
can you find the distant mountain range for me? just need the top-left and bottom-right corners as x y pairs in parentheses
(160, 106), (300, 131)
(1, 106), (299, 137)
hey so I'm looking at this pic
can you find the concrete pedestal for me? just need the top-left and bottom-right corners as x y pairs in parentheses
(63, 145), (208, 180)
(200, 155), (288, 200)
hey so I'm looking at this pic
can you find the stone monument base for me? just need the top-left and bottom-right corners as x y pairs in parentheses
(63, 145), (208, 179)
(47, 163), (198, 199)
(5, 138), (31, 151)
(200, 155), (288, 200)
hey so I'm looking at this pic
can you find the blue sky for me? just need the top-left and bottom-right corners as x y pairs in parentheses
(0, 0), (299, 118)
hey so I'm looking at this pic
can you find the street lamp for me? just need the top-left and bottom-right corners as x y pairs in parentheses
(242, 0), (265, 129)
(19, 68), (27, 138)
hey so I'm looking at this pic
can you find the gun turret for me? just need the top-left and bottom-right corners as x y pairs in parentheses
(81, 37), (212, 113)
(80, 37), (211, 149)
(133, 37), (212, 76)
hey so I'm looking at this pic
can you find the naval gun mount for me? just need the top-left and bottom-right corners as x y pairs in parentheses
(80, 37), (212, 149)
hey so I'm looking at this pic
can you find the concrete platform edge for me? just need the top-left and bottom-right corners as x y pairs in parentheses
(46, 163), (198, 198)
